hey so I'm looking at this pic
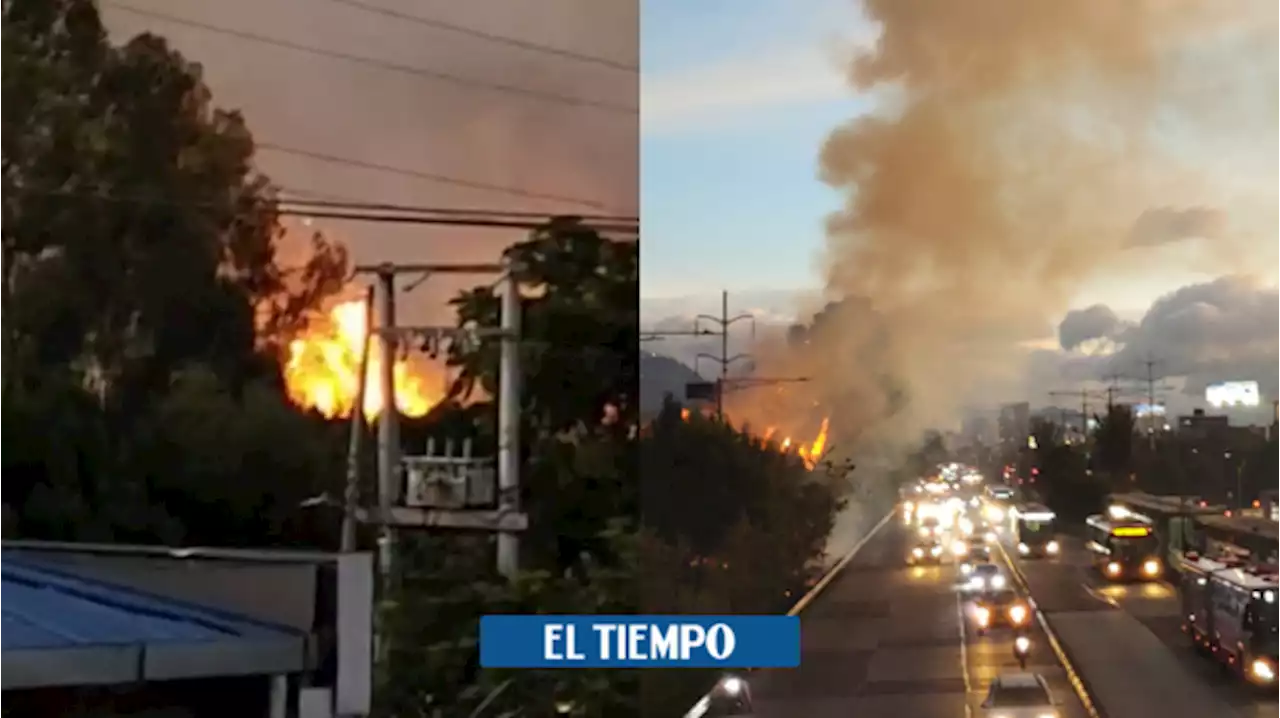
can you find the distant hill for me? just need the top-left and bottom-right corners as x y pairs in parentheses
(639, 352), (705, 417)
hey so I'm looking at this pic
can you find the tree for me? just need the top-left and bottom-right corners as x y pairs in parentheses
(1093, 404), (1135, 478)
(635, 399), (843, 714)
(3, 0), (347, 546)
(447, 218), (638, 573)
(3, 0), (347, 402)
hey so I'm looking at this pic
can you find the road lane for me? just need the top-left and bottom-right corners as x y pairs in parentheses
(751, 520), (1088, 717)
(1077, 536), (1278, 718)
(1001, 533), (1277, 718)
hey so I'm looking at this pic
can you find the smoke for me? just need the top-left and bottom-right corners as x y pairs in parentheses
(737, 0), (1276, 455)
(1127, 206), (1226, 248)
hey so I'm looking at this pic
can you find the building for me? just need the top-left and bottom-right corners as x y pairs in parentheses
(2, 543), (374, 718)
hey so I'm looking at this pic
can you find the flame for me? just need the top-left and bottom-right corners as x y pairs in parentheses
(796, 417), (830, 470)
(681, 408), (691, 420)
(283, 299), (442, 419)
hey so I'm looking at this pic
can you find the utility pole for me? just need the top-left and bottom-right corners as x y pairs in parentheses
(694, 290), (756, 419)
(350, 262), (525, 581)
(495, 262), (522, 578)
(374, 267), (400, 584)
(1142, 357), (1160, 450)
(1049, 389), (1097, 439)
(341, 285), (376, 553)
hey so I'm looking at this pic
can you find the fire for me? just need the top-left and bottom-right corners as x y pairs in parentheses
(283, 299), (442, 419)
(795, 417), (830, 470)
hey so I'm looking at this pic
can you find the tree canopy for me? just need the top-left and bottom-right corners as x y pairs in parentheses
(3, 0), (348, 545)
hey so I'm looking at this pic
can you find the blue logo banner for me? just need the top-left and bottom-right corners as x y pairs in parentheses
(479, 615), (800, 668)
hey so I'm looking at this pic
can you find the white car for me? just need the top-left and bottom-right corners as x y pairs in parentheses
(979, 672), (1059, 718)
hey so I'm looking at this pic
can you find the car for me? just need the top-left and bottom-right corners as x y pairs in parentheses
(972, 589), (1032, 634)
(978, 672), (1059, 717)
(959, 544), (993, 574)
(908, 541), (946, 565)
(962, 562), (1008, 594)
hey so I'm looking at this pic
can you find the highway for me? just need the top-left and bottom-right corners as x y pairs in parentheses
(1000, 532), (1278, 718)
(748, 519), (1089, 717)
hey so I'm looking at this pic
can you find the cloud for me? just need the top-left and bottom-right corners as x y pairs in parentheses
(1127, 206), (1227, 249)
(1058, 304), (1125, 351)
(1105, 275), (1278, 395)
(641, 47), (850, 135)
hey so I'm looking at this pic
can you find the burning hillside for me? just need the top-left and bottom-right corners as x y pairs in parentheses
(282, 298), (443, 419)
(682, 409), (831, 471)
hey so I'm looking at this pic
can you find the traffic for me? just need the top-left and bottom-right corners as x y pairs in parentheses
(713, 461), (1277, 717)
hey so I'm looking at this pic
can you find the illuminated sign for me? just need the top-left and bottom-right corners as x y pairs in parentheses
(1205, 381), (1261, 408)
(1113, 526), (1151, 537)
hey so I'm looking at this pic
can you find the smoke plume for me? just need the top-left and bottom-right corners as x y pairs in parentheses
(735, 0), (1277, 456)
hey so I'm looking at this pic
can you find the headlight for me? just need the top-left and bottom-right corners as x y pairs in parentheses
(1014, 635), (1031, 653)
(912, 547), (924, 558)
(1046, 540), (1059, 554)
(1106, 562), (1121, 576)
(991, 575), (1006, 589)
(1010, 604), (1028, 624)
(721, 676), (744, 696)
(1018, 542), (1029, 554)
(1143, 560), (1160, 576)
(962, 563), (973, 574)
(1251, 659), (1275, 682)
(985, 531), (997, 543)
(931, 545), (942, 556)
(953, 541), (967, 556)
(975, 607), (990, 625)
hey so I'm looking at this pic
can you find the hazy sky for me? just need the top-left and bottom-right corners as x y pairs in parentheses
(101, 0), (639, 324)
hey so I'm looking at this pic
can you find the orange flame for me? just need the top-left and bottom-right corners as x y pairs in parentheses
(283, 299), (442, 419)
(796, 417), (830, 470)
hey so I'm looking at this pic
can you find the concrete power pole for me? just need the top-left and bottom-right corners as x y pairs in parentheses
(496, 263), (523, 578)
(341, 286), (376, 553)
(375, 268), (401, 584)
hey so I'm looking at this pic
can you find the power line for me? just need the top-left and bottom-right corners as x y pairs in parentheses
(320, 0), (637, 72)
(256, 142), (618, 210)
(14, 186), (639, 232)
(104, 2), (637, 116)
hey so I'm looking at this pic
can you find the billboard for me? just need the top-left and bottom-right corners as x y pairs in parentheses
(1133, 403), (1166, 417)
(1205, 381), (1260, 408)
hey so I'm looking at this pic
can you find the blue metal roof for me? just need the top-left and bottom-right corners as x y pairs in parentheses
(2, 552), (300, 651)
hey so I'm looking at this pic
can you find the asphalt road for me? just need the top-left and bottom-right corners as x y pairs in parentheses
(1001, 533), (1278, 718)
(749, 520), (1088, 717)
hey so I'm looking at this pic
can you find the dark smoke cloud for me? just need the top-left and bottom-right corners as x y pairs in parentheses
(1058, 304), (1126, 351)
(1104, 275), (1278, 396)
(1127, 206), (1227, 248)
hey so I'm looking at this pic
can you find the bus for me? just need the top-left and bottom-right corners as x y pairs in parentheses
(1013, 504), (1059, 558)
(1178, 553), (1278, 686)
(1085, 513), (1162, 580)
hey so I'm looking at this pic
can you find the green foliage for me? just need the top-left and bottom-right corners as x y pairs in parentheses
(4, 0), (347, 399)
(635, 398), (844, 714)
(2, 0), (348, 545)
